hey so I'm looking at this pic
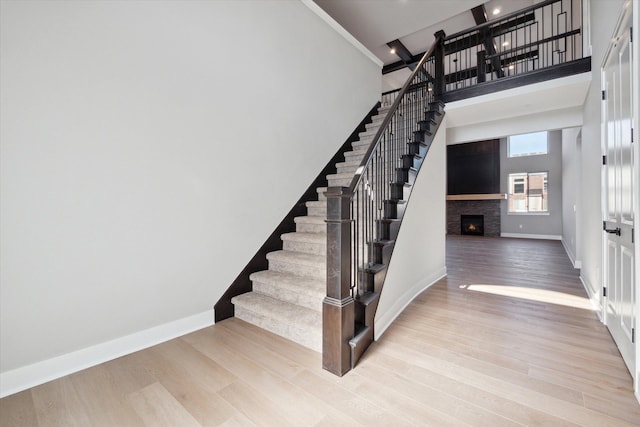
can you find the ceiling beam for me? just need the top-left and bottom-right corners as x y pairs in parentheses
(382, 8), (536, 75)
(471, 4), (505, 78)
(387, 39), (417, 70)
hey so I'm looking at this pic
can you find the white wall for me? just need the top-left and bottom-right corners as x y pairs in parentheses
(445, 72), (591, 145)
(499, 131), (564, 238)
(447, 106), (584, 145)
(0, 0), (381, 395)
(561, 127), (582, 268)
(375, 119), (447, 339)
(633, 0), (640, 402)
(577, 0), (626, 307)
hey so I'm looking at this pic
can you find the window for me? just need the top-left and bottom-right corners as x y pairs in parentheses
(508, 172), (548, 213)
(508, 131), (548, 157)
(513, 177), (525, 194)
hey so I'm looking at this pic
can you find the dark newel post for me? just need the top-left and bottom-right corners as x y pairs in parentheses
(323, 187), (354, 376)
(477, 50), (487, 83)
(434, 30), (446, 98)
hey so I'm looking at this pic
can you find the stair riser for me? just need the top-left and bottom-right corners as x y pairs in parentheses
(372, 242), (394, 265)
(336, 164), (359, 175)
(349, 145), (368, 155)
(317, 189), (326, 201)
(296, 223), (326, 234)
(328, 177), (352, 187)
(307, 206), (327, 217)
(408, 141), (431, 157)
(397, 168), (418, 185)
(251, 281), (323, 312)
(384, 200), (406, 219)
(234, 306), (321, 352)
(391, 183), (411, 201)
(359, 132), (377, 140)
(283, 240), (326, 256)
(418, 119), (436, 133)
(360, 267), (388, 295)
(413, 130), (431, 142)
(344, 152), (365, 163)
(377, 220), (401, 241)
(402, 154), (423, 169)
(269, 259), (326, 278)
(351, 140), (373, 150)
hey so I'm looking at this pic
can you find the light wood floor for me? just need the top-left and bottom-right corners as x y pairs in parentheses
(2, 236), (639, 426)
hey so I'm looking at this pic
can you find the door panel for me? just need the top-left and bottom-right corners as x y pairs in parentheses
(621, 246), (635, 340)
(619, 36), (634, 226)
(603, 26), (635, 377)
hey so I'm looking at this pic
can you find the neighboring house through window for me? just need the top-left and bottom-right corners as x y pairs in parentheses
(508, 172), (548, 213)
(507, 131), (549, 214)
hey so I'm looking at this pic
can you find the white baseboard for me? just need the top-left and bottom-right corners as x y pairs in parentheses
(0, 310), (215, 398)
(580, 275), (602, 319)
(561, 238), (582, 269)
(374, 267), (447, 340)
(501, 233), (562, 240)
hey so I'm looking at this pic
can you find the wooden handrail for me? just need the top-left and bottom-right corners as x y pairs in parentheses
(347, 33), (443, 192)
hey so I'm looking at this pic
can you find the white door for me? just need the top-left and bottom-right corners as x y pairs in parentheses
(603, 23), (635, 376)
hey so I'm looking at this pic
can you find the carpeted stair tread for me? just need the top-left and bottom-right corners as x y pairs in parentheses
(232, 292), (322, 352)
(294, 215), (326, 233)
(306, 200), (326, 208)
(281, 232), (326, 244)
(351, 139), (376, 149)
(281, 232), (326, 255)
(294, 215), (326, 225)
(326, 171), (358, 181)
(250, 270), (324, 297)
(316, 187), (327, 200)
(266, 250), (326, 279)
(267, 250), (325, 267)
(250, 270), (324, 311)
(336, 159), (363, 168)
(305, 200), (327, 217)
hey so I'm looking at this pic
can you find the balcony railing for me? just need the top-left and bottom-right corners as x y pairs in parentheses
(438, 0), (587, 100)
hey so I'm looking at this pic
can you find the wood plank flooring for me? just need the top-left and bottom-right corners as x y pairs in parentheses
(2, 236), (638, 426)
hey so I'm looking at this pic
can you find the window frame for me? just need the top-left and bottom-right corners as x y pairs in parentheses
(507, 171), (549, 215)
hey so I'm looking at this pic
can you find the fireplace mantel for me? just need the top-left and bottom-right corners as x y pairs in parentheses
(446, 193), (506, 201)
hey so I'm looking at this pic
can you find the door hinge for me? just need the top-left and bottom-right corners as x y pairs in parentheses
(602, 155), (607, 165)
(603, 286), (607, 297)
(632, 228), (635, 244)
(630, 27), (633, 43)
(632, 127), (634, 143)
(602, 90), (606, 100)
(632, 327), (635, 344)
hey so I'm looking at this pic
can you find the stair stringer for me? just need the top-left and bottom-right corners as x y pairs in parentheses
(349, 101), (446, 368)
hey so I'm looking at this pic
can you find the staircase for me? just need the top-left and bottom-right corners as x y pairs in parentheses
(230, 106), (389, 351)
(218, 0), (588, 374)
